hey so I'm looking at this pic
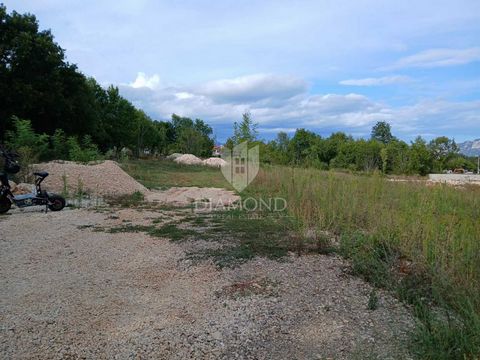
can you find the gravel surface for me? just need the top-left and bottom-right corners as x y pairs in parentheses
(0, 207), (414, 359)
(146, 187), (240, 207)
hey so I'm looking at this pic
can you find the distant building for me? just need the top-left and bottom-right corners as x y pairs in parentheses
(213, 145), (223, 157)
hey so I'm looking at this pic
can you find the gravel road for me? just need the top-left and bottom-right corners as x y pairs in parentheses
(0, 207), (414, 359)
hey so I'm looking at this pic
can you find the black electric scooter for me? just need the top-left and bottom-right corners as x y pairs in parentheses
(0, 147), (66, 214)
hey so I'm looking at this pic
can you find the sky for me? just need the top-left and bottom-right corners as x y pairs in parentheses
(4, 0), (480, 143)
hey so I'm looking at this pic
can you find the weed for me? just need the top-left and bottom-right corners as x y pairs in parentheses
(188, 210), (299, 267)
(148, 223), (198, 241)
(104, 222), (199, 241)
(368, 290), (379, 310)
(106, 191), (145, 207)
(107, 224), (151, 233)
(61, 172), (69, 198)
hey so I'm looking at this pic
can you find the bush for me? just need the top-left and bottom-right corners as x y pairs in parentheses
(51, 129), (69, 160)
(5, 117), (49, 181)
(67, 135), (102, 163)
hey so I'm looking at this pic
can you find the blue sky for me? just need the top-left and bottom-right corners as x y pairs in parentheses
(4, 0), (480, 142)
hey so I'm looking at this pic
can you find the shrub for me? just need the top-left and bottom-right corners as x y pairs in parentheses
(5, 117), (49, 181)
(67, 135), (102, 163)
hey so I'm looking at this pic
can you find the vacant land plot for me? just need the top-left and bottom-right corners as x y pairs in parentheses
(0, 206), (413, 359)
(4, 159), (477, 359)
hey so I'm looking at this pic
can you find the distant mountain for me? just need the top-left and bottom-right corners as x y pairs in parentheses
(458, 139), (480, 156)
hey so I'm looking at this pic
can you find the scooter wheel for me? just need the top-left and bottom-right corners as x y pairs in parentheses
(0, 196), (11, 214)
(48, 195), (66, 211)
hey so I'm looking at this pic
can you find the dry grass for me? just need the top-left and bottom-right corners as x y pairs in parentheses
(247, 166), (480, 359)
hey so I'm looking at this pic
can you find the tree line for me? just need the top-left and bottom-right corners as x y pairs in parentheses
(229, 114), (477, 175)
(0, 5), (214, 162)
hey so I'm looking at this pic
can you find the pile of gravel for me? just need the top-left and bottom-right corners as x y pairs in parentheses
(33, 160), (147, 196)
(166, 153), (183, 160)
(174, 154), (204, 166)
(203, 157), (227, 168)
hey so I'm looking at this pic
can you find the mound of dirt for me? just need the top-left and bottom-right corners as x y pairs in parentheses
(166, 153), (183, 160)
(174, 154), (203, 166)
(33, 160), (147, 196)
(203, 157), (227, 167)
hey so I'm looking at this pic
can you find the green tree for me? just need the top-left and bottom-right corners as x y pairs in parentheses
(409, 136), (433, 175)
(318, 132), (351, 166)
(231, 112), (258, 144)
(101, 86), (138, 151)
(371, 121), (394, 144)
(0, 5), (97, 138)
(428, 136), (459, 171)
(355, 139), (383, 172)
(288, 129), (318, 165)
(382, 140), (410, 174)
(169, 114), (214, 157)
(263, 132), (291, 165)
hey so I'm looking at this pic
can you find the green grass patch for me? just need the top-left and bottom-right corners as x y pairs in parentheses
(188, 209), (307, 267)
(121, 159), (231, 189)
(101, 222), (199, 241)
(148, 223), (199, 241)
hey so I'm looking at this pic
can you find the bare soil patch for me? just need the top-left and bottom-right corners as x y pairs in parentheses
(146, 187), (240, 207)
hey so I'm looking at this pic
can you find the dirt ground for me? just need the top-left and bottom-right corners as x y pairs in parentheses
(0, 205), (414, 359)
(145, 187), (240, 207)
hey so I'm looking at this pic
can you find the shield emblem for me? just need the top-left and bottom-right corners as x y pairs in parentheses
(221, 141), (259, 192)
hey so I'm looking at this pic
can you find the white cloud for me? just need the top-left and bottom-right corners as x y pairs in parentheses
(197, 74), (308, 103)
(301, 94), (377, 115)
(383, 48), (480, 70)
(119, 72), (480, 141)
(340, 75), (412, 86)
(391, 99), (480, 134)
(175, 92), (195, 100)
(257, 127), (297, 134)
(129, 72), (160, 89)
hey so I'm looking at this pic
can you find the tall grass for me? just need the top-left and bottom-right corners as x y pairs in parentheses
(249, 166), (480, 358)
